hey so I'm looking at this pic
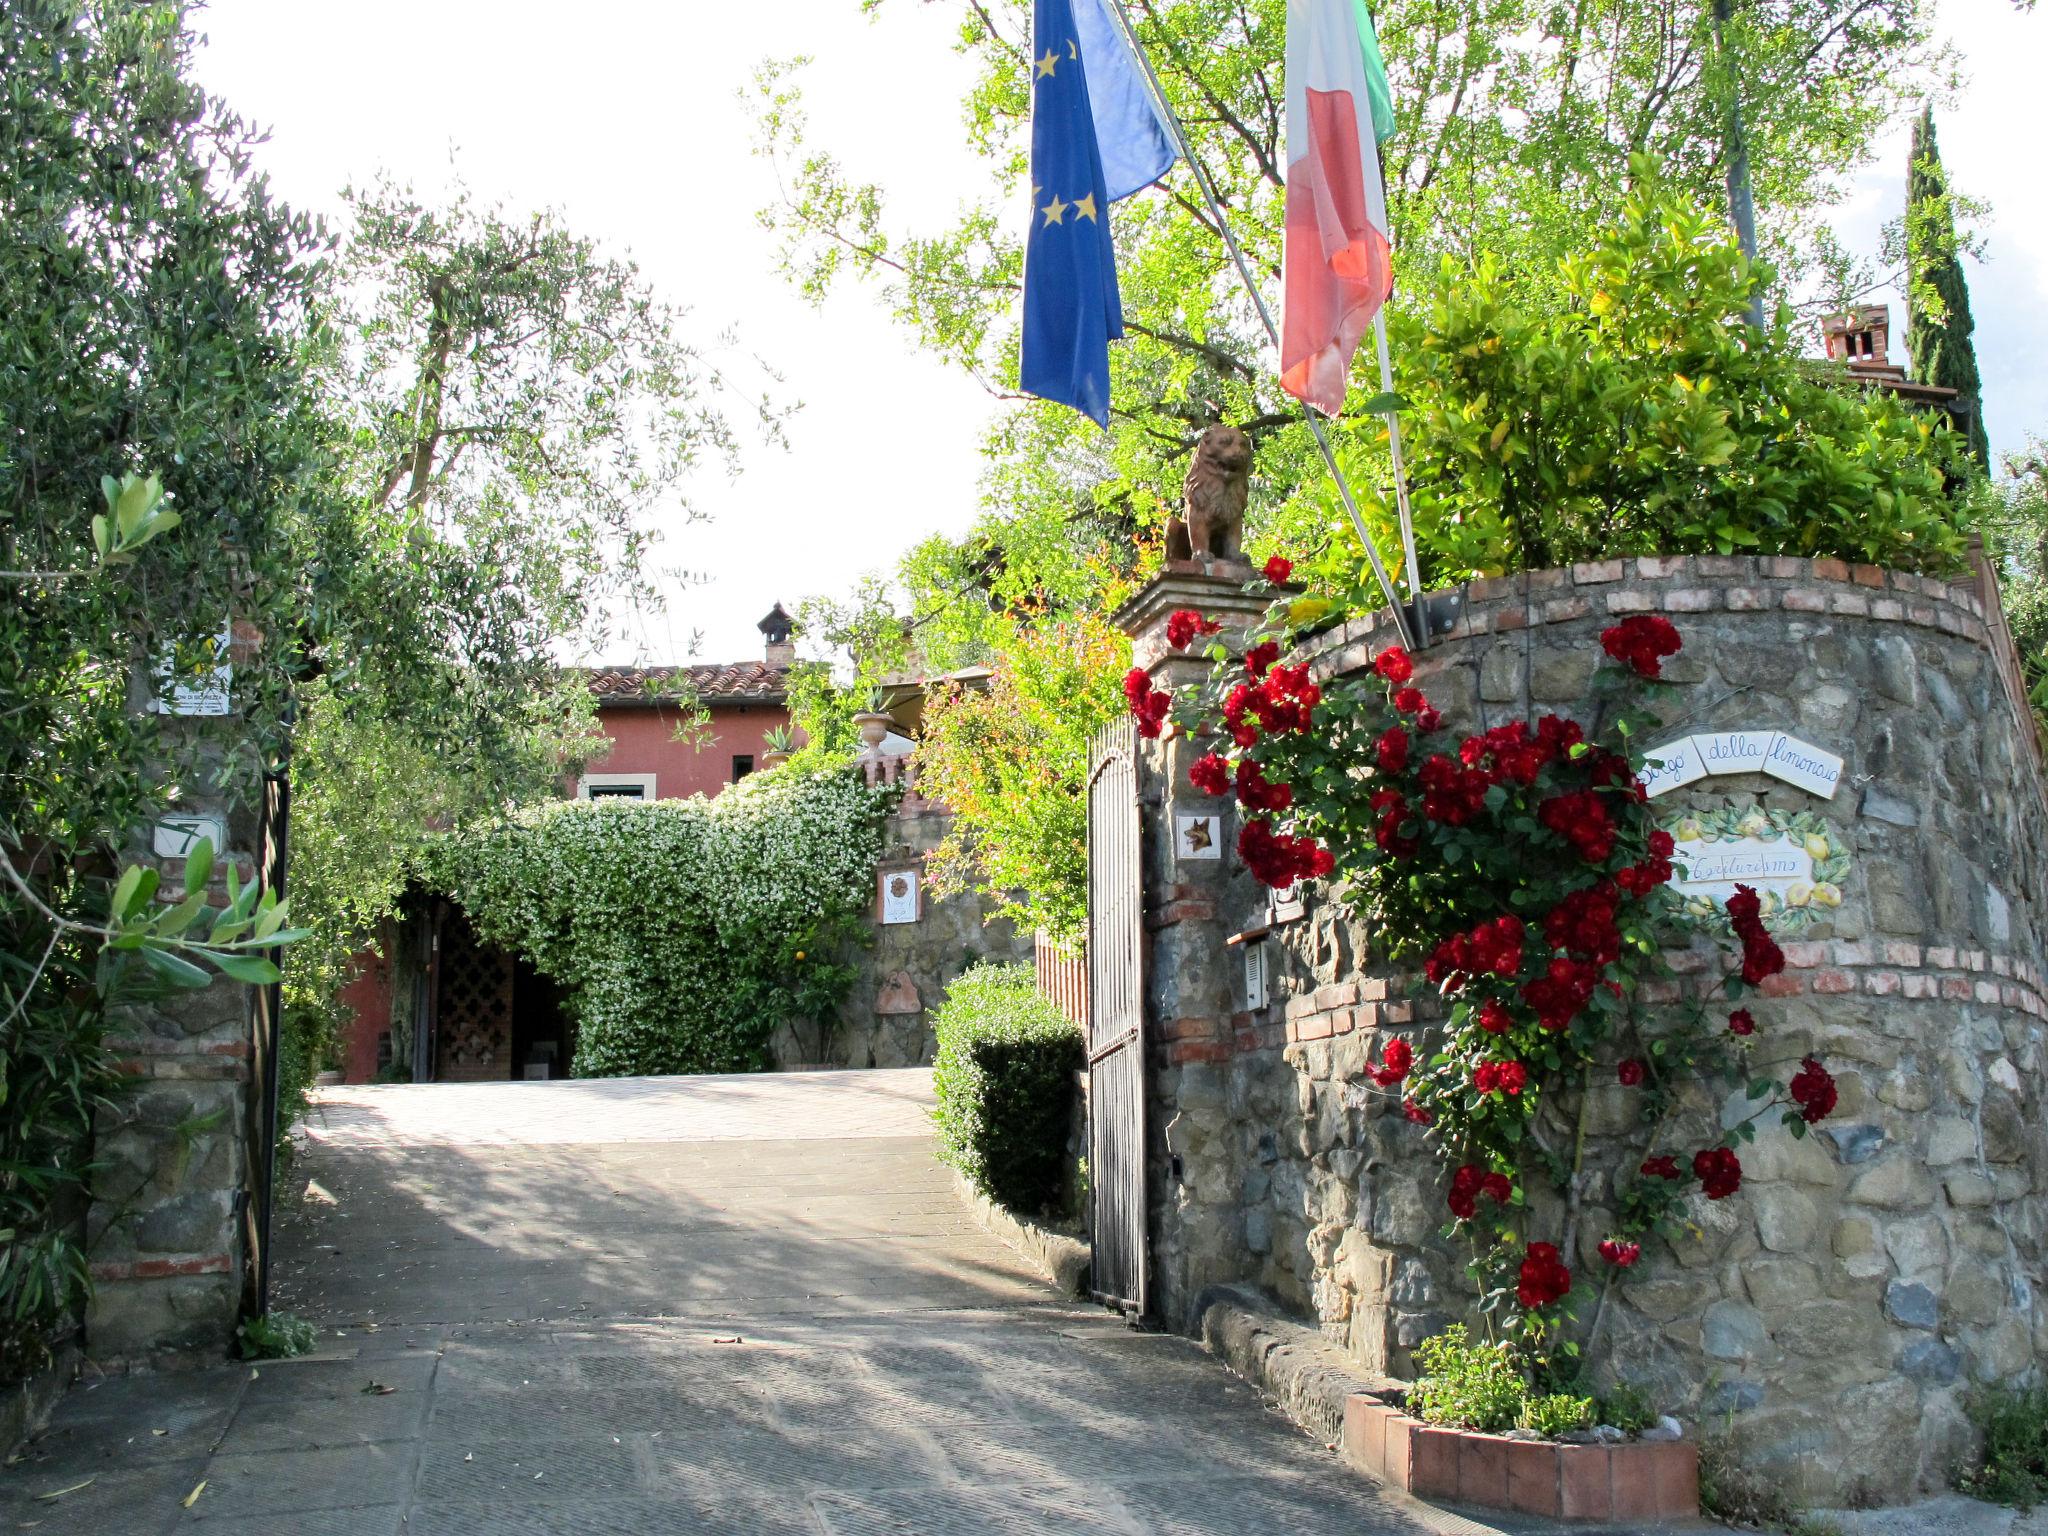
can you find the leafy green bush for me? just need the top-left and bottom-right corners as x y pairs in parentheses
(237, 1311), (317, 1360)
(1407, 1326), (1527, 1434)
(1329, 161), (1969, 586)
(1960, 1385), (2048, 1510)
(429, 766), (889, 1077)
(1520, 1392), (1595, 1438)
(931, 964), (1083, 1216)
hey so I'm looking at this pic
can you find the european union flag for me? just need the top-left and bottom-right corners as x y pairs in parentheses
(1019, 0), (1175, 426)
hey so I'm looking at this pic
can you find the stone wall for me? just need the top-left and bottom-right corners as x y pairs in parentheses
(770, 792), (1033, 1069)
(87, 729), (260, 1363)
(1126, 553), (2048, 1505)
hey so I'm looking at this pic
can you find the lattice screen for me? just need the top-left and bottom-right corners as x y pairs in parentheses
(436, 909), (513, 1082)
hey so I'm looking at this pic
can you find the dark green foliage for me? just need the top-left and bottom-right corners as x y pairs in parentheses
(237, 1311), (317, 1361)
(1327, 166), (1970, 588)
(930, 964), (1083, 1217)
(1906, 107), (1990, 468)
(1959, 1385), (2048, 1510)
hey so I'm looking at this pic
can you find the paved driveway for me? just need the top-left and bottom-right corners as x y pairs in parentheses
(3, 1069), (1539, 1535)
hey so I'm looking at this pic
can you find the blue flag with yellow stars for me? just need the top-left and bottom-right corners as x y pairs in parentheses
(1019, 0), (1126, 426)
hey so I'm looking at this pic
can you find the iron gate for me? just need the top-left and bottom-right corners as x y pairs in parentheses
(242, 764), (290, 1316)
(1087, 716), (1146, 1314)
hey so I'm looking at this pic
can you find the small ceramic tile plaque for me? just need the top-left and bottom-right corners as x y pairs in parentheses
(1692, 729), (1777, 776)
(1762, 734), (1844, 799)
(879, 868), (920, 924)
(1176, 812), (1222, 861)
(1640, 737), (1708, 799)
(153, 814), (225, 860)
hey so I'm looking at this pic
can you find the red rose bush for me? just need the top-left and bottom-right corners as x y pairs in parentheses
(1143, 579), (1838, 1371)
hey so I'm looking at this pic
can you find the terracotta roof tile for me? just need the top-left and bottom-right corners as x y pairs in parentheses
(579, 661), (787, 705)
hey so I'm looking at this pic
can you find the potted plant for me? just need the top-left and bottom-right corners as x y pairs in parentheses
(760, 724), (799, 769)
(851, 687), (893, 750)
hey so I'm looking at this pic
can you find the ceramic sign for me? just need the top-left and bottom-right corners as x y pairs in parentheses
(1177, 812), (1222, 861)
(153, 814), (225, 860)
(880, 868), (920, 925)
(1641, 729), (1842, 801)
(1663, 806), (1851, 936)
(152, 622), (233, 717)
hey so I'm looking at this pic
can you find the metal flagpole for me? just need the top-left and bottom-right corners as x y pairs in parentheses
(1372, 311), (1424, 604)
(1102, 0), (1420, 651)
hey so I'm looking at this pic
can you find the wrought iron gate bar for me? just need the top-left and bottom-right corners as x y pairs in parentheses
(1086, 716), (1146, 1315)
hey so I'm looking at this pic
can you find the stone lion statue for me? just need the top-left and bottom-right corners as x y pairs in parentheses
(1165, 423), (1252, 564)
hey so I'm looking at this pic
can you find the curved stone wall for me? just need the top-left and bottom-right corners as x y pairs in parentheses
(1131, 553), (2048, 1506)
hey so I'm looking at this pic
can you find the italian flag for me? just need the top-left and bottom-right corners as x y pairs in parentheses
(1280, 0), (1397, 415)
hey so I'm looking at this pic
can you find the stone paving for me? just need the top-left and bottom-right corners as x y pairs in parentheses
(1, 1069), (1681, 1534)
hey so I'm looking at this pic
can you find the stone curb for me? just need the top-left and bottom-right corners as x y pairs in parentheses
(948, 1169), (1090, 1298)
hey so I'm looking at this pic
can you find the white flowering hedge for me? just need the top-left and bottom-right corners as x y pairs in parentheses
(428, 766), (892, 1076)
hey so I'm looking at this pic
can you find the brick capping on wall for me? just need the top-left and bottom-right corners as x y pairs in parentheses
(90, 1253), (234, 1283)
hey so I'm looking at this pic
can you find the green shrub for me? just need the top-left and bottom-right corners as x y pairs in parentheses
(1520, 1392), (1596, 1438)
(931, 964), (1082, 1216)
(1325, 160), (1970, 589)
(238, 1311), (317, 1360)
(1597, 1381), (1656, 1436)
(1960, 1385), (2048, 1510)
(1408, 1326), (1527, 1434)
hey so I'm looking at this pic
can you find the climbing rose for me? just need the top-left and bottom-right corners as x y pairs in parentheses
(1538, 789), (1618, 863)
(1616, 1058), (1646, 1087)
(1245, 640), (1280, 678)
(1640, 1155), (1681, 1180)
(1473, 1059), (1528, 1097)
(1263, 554), (1294, 584)
(1123, 668), (1172, 738)
(1375, 646), (1414, 685)
(1726, 884), (1786, 983)
(1477, 999), (1513, 1035)
(1166, 609), (1221, 649)
(1402, 1098), (1433, 1125)
(1600, 614), (1683, 678)
(1392, 686), (1427, 715)
(1598, 1239), (1642, 1268)
(1368, 1037), (1413, 1087)
(1375, 726), (1410, 774)
(1188, 752), (1231, 796)
(1235, 757), (1293, 814)
(1694, 1146), (1743, 1200)
(1447, 1164), (1512, 1220)
(1727, 1009), (1757, 1037)
(1789, 1057), (1838, 1123)
(1517, 1242), (1573, 1308)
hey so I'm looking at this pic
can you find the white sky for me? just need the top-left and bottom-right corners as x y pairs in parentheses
(192, 0), (2043, 668)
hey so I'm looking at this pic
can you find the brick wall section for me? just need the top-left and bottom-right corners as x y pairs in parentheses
(1120, 554), (2048, 1509)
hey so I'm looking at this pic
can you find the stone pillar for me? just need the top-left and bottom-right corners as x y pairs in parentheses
(1111, 559), (1281, 1328)
(86, 726), (258, 1361)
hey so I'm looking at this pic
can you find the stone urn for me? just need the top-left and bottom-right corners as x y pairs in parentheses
(760, 749), (791, 770)
(852, 711), (892, 749)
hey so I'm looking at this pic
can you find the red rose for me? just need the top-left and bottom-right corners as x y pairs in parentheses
(1416, 707), (1443, 732)
(1165, 609), (1219, 649)
(1473, 1059), (1527, 1096)
(1477, 999), (1512, 1035)
(1789, 1057), (1837, 1123)
(1616, 1058), (1646, 1087)
(1598, 1239), (1642, 1268)
(1263, 554), (1294, 584)
(1122, 667), (1150, 705)
(1538, 789), (1618, 863)
(1641, 1155), (1681, 1180)
(1402, 1098), (1433, 1125)
(1374, 647), (1414, 685)
(1188, 752), (1231, 796)
(1600, 615), (1683, 678)
(1374, 726), (1410, 774)
(1368, 1037), (1413, 1087)
(1392, 686), (1426, 715)
(1235, 757), (1293, 814)
(1480, 1171), (1513, 1204)
(1447, 1163), (1482, 1220)
(1245, 640), (1280, 678)
(1727, 1009), (1756, 1037)
(1517, 1241), (1572, 1308)
(1694, 1146), (1743, 1200)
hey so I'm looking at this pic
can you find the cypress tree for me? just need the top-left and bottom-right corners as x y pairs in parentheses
(1905, 106), (1990, 467)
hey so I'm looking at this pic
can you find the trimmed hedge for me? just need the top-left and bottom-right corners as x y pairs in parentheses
(931, 963), (1083, 1217)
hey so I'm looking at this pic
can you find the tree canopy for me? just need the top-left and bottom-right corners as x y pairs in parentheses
(1905, 106), (1990, 468)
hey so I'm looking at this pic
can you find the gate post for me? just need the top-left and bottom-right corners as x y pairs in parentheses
(1110, 559), (1279, 1327)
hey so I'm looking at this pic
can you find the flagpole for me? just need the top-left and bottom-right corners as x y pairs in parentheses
(1101, 1), (1420, 652)
(1373, 310), (1423, 603)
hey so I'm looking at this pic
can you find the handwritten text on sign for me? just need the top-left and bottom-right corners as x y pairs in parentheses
(1642, 730), (1843, 800)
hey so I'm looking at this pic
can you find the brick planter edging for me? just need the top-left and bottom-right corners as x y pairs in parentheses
(1344, 1395), (1698, 1523)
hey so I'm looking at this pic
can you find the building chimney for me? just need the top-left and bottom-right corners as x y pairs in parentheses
(758, 602), (796, 669)
(1820, 304), (1900, 377)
